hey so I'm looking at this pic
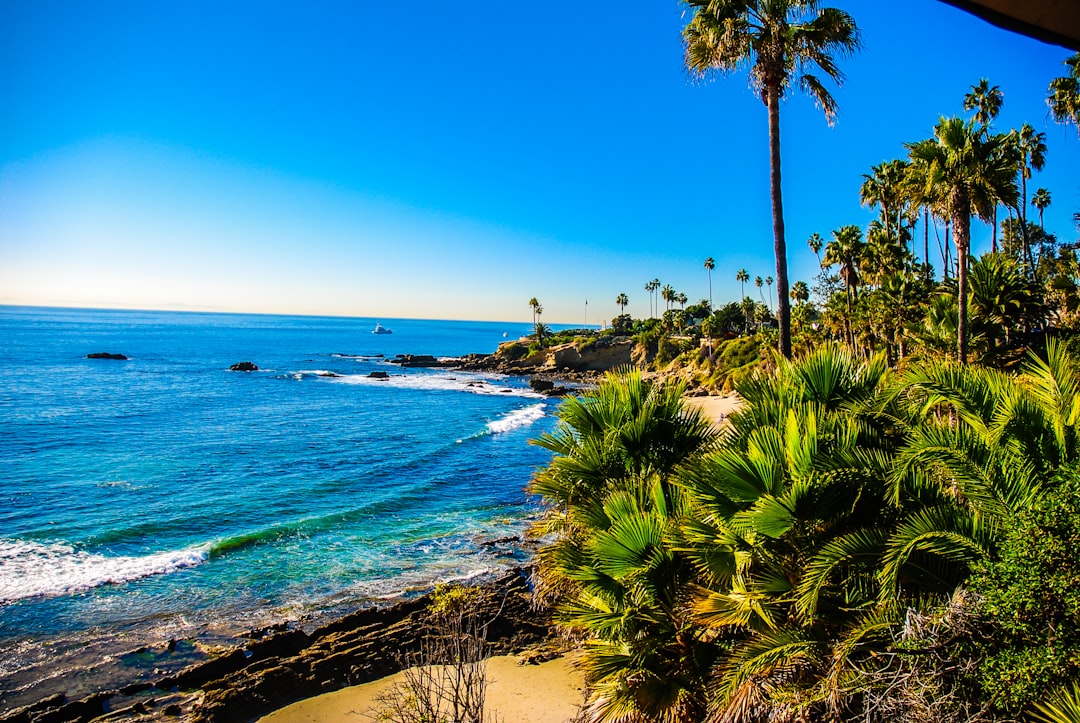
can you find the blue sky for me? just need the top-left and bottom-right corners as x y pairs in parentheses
(1, 1), (1077, 324)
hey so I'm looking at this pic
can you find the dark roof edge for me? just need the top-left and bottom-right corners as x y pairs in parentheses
(938, 0), (1080, 51)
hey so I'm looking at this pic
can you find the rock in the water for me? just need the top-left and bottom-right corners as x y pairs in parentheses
(229, 362), (259, 372)
(87, 352), (128, 360)
(389, 354), (459, 368)
(529, 378), (555, 392)
(368, 371), (389, 379)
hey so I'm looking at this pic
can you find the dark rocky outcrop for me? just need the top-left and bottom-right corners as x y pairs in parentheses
(388, 354), (460, 368)
(529, 378), (555, 392)
(228, 362), (258, 372)
(191, 570), (550, 723)
(87, 353), (128, 360)
(368, 371), (389, 379)
(529, 378), (572, 397)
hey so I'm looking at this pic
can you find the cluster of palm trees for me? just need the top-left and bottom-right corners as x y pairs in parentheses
(679, 0), (1078, 365)
(528, 297), (551, 347)
(529, 342), (1080, 722)
(640, 279), (691, 320)
(790, 73), (1074, 368)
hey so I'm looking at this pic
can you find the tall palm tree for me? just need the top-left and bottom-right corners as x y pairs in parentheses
(807, 232), (824, 265)
(907, 117), (1019, 364)
(1032, 187), (1052, 229)
(528, 297), (542, 325)
(736, 268), (751, 333)
(823, 224), (863, 348)
(704, 257), (715, 308)
(645, 279), (661, 319)
(676, 291), (689, 309)
(682, 0), (860, 360)
(1016, 124), (1047, 218)
(616, 293), (629, 315)
(754, 275), (765, 308)
(860, 159), (910, 240)
(1011, 123), (1047, 268)
(736, 268), (749, 300)
(964, 79), (1006, 249)
(1048, 52), (1080, 137)
(963, 77), (1003, 128)
(661, 283), (676, 312)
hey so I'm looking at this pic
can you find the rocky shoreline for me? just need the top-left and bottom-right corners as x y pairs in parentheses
(1, 570), (556, 723)
(386, 336), (640, 393)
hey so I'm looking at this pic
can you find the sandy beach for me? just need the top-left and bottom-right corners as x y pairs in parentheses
(684, 392), (742, 427)
(259, 652), (585, 723)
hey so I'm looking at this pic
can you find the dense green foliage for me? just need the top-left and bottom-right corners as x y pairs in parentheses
(528, 371), (720, 723)
(529, 341), (1080, 722)
(971, 463), (1080, 711)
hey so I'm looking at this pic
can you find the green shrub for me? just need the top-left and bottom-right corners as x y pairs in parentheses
(656, 336), (694, 368)
(970, 463), (1080, 712)
(609, 314), (634, 334)
(498, 342), (529, 361)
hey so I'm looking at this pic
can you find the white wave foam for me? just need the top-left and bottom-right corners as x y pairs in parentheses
(486, 404), (546, 434)
(0, 539), (208, 602)
(333, 370), (543, 398)
(297, 369), (339, 378)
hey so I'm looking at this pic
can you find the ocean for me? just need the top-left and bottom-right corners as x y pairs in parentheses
(0, 306), (560, 709)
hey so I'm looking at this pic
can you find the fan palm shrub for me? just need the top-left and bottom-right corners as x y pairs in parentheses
(529, 370), (720, 722)
(529, 342), (1080, 722)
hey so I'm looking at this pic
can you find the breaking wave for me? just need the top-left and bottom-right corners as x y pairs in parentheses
(0, 539), (208, 603)
(486, 404), (546, 434)
(331, 370), (543, 398)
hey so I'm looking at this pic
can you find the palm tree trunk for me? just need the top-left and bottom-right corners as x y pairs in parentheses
(1020, 173), (1034, 277)
(992, 206), (998, 253)
(1020, 217), (1035, 279)
(944, 220), (952, 279)
(924, 209), (930, 273)
(845, 288), (854, 350)
(1022, 171), (1028, 224)
(953, 191), (971, 364)
(766, 86), (792, 359)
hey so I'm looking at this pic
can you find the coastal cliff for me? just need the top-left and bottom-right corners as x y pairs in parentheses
(458, 337), (643, 380)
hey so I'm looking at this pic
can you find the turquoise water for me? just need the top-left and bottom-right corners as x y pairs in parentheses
(0, 306), (558, 704)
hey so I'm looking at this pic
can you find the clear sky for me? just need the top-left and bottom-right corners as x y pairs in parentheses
(1, 1), (1077, 324)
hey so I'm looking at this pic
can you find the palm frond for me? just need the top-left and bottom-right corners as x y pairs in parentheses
(795, 528), (888, 622)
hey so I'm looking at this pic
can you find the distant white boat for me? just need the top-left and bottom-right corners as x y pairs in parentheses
(372, 322), (393, 335)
